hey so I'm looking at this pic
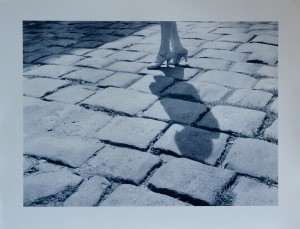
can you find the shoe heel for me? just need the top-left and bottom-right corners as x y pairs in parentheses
(167, 57), (172, 67)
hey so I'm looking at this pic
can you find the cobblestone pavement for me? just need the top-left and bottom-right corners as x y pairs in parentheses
(23, 21), (278, 206)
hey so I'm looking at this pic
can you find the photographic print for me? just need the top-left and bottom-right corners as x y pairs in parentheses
(23, 21), (278, 207)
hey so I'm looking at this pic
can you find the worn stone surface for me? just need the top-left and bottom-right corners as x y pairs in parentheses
(269, 98), (278, 114)
(75, 57), (116, 69)
(153, 124), (230, 165)
(81, 87), (158, 115)
(44, 85), (94, 104)
(77, 145), (161, 184)
(97, 72), (141, 88)
(24, 64), (78, 78)
(64, 176), (110, 206)
(149, 158), (236, 205)
(97, 116), (167, 150)
(236, 43), (278, 54)
(24, 171), (83, 206)
(106, 61), (147, 74)
(254, 78), (278, 93)
(227, 89), (273, 109)
(247, 52), (278, 66)
(197, 105), (266, 136)
(224, 138), (278, 181)
(24, 134), (104, 168)
(230, 62), (261, 75)
(264, 119), (278, 140)
(196, 49), (248, 62)
(232, 176), (278, 206)
(23, 78), (69, 98)
(101, 184), (187, 206)
(36, 54), (84, 65)
(250, 35), (278, 45)
(62, 68), (114, 83)
(257, 65), (278, 78)
(200, 41), (238, 50)
(192, 70), (257, 89)
(109, 50), (147, 61)
(218, 33), (254, 43)
(187, 58), (231, 71)
(143, 98), (208, 124)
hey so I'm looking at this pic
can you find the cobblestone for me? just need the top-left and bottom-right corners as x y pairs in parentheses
(24, 64), (78, 78)
(187, 58), (231, 71)
(97, 72), (141, 88)
(254, 78), (278, 93)
(36, 54), (84, 65)
(257, 65), (278, 78)
(230, 62), (262, 75)
(218, 33), (254, 43)
(148, 158), (236, 205)
(196, 49), (248, 62)
(264, 119), (278, 140)
(269, 98), (278, 114)
(62, 68), (114, 83)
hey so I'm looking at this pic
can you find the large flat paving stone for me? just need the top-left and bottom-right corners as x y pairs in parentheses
(106, 61), (147, 74)
(24, 171), (83, 206)
(36, 54), (84, 66)
(153, 124), (230, 165)
(250, 35), (278, 46)
(24, 64), (78, 78)
(61, 68), (114, 83)
(101, 184), (187, 206)
(108, 50), (147, 61)
(195, 49), (248, 62)
(75, 57), (116, 69)
(197, 105), (266, 137)
(227, 89), (273, 109)
(76, 145), (161, 184)
(247, 52), (278, 66)
(44, 85), (94, 104)
(218, 33), (254, 43)
(97, 72), (141, 88)
(128, 75), (174, 94)
(81, 87), (158, 115)
(23, 78), (69, 98)
(24, 134), (104, 168)
(235, 43), (278, 54)
(192, 70), (257, 89)
(143, 98), (208, 125)
(264, 119), (278, 140)
(257, 65), (278, 78)
(269, 98), (278, 114)
(148, 158), (236, 205)
(187, 58), (231, 71)
(162, 81), (230, 103)
(224, 138), (278, 181)
(254, 78), (278, 93)
(229, 62), (261, 75)
(232, 176), (278, 206)
(64, 176), (110, 206)
(200, 41), (238, 50)
(97, 116), (167, 150)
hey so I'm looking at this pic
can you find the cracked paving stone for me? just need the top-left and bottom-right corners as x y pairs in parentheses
(187, 58), (231, 71)
(75, 57), (117, 69)
(128, 75), (174, 94)
(227, 89), (273, 109)
(35, 54), (84, 66)
(23, 52), (51, 64)
(97, 72), (141, 88)
(76, 145), (161, 184)
(24, 171), (83, 206)
(195, 49), (248, 62)
(105, 61), (148, 74)
(64, 176), (110, 207)
(218, 33), (254, 43)
(269, 98), (278, 114)
(101, 184), (187, 206)
(81, 87), (158, 115)
(143, 98), (208, 125)
(24, 64), (78, 78)
(200, 41), (238, 50)
(97, 116), (167, 150)
(153, 124), (229, 165)
(24, 133), (104, 168)
(250, 35), (278, 46)
(254, 78), (278, 93)
(264, 119), (278, 140)
(23, 78), (69, 98)
(44, 85), (94, 104)
(224, 138), (278, 181)
(163, 81), (230, 103)
(197, 105), (266, 137)
(232, 176), (278, 206)
(148, 158), (236, 205)
(62, 68), (114, 83)
(247, 52), (278, 66)
(257, 65), (278, 78)
(236, 43), (278, 54)
(192, 70), (257, 89)
(212, 27), (247, 35)
(229, 62), (262, 75)
(181, 32), (221, 41)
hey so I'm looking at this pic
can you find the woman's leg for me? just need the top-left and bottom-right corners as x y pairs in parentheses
(170, 22), (184, 53)
(158, 21), (173, 55)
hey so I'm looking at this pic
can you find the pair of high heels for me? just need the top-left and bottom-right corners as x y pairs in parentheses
(147, 48), (188, 69)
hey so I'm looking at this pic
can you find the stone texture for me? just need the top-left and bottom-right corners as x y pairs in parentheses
(224, 138), (278, 181)
(97, 116), (167, 150)
(75, 57), (116, 69)
(257, 65), (278, 78)
(218, 33), (254, 43)
(187, 58), (231, 71)
(106, 61), (147, 74)
(236, 43), (278, 54)
(247, 52), (278, 66)
(196, 49), (248, 62)
(24, 171), (83, 206)
(269, 98), (278, 114)
(197, 105), (266, 137)
(200, 41), (238, 50)
(23, 78), (69, 98)
(233, 177), (278, 206)
(251, 35), (278, 45)
(77, 145), (161, 184)
(153, 124), (230, 165)
(44, 85), (94, 104)
(230, 62), (261, 75)
(212, 28), (246, 35)
(24, 134), (104, 168)
(227, 89), (273, 109)
(64, 176), (110, 206)
(85, 49), (115, 58)
(97, 72), (141, 88)
(62, 68), (114, 83)
(128, 75), (174, 94)
(264, 119), (278, 140)
(143, 98), (208, 124)
(193, 70), (257, 89)
(36, 54), (84, 65)
(254, 78), (278, 93)
(109, 50), (147, 61)
(148, 158), (236, 205)
(101, 184), (187, 206)
(81, 87), (158, 115)
(163, 81), (230, 103)
(24, 64), (78, 78)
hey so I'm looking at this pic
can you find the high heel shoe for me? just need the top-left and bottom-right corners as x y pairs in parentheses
(172, 48), (188, 65)
(147, 52), (173, 69)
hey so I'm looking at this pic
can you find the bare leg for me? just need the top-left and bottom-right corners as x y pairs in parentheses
(158, 21), (173, 55)
(170, 22), (184, 52)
